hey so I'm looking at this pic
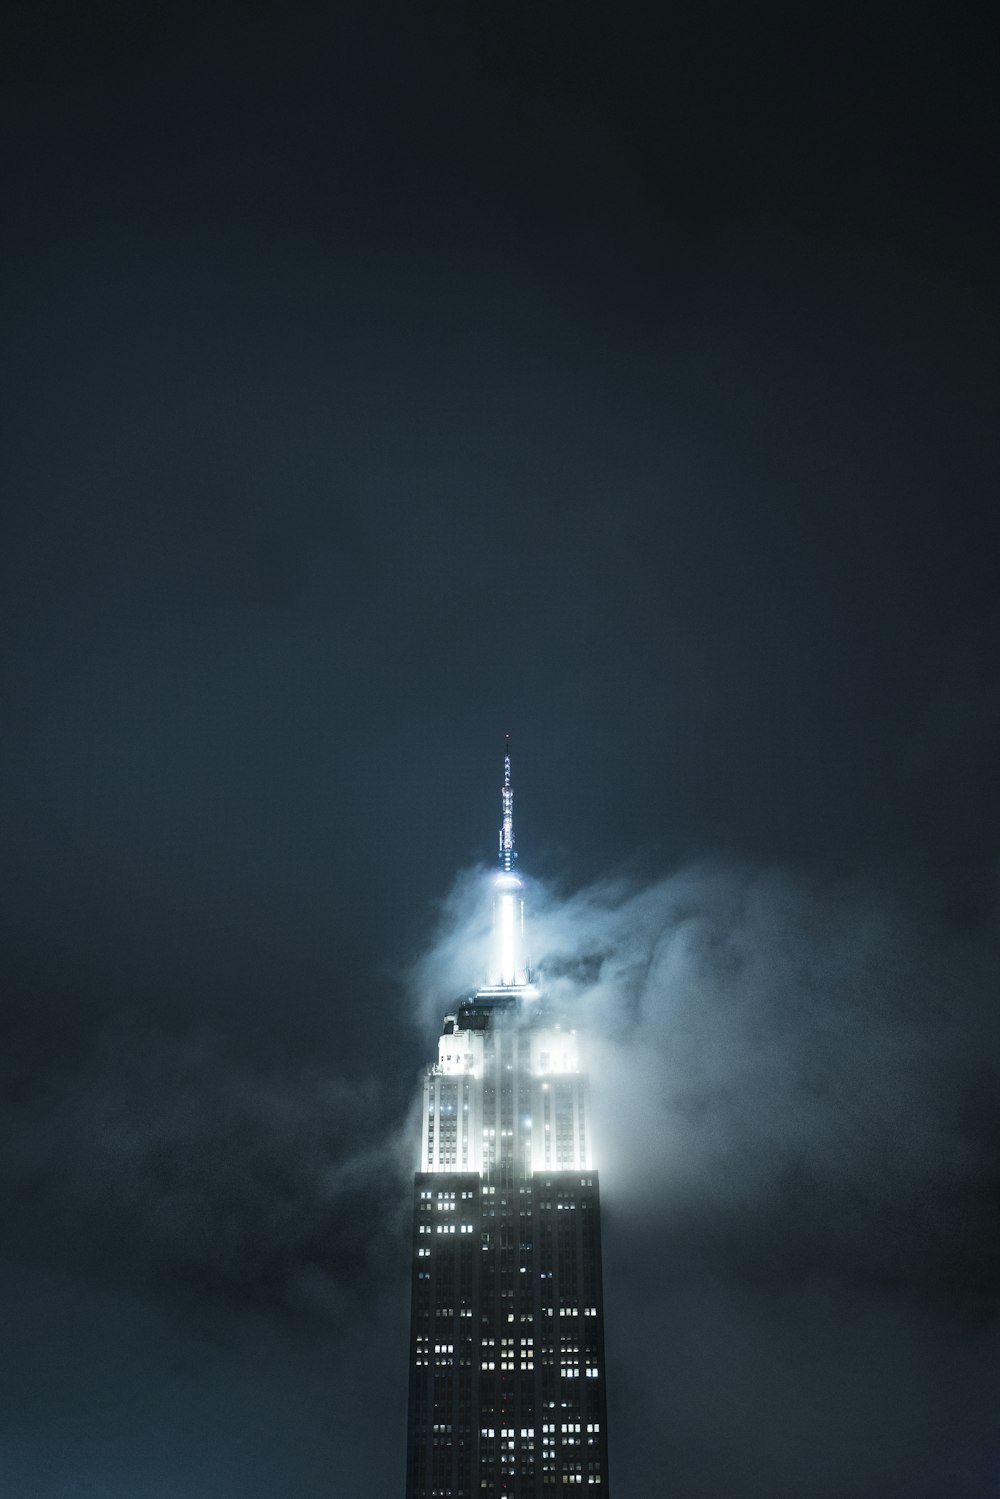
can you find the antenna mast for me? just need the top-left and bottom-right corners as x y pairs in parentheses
(499, 734), (515, 874)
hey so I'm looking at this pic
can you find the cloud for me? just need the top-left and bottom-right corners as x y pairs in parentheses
(4, 855), (996, 1495)
(0, 1016), (413, 1321)
(414, 859), (1000, 1284)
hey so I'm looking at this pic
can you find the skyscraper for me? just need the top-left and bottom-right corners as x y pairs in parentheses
(406, 743), (610, 1496)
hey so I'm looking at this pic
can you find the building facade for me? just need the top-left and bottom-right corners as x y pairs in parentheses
(406, 746), (610, 1496)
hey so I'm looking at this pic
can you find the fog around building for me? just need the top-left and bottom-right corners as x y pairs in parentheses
(1, 853), (997, 1494)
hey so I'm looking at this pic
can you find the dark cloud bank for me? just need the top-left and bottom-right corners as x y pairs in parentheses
(3, 857), (997, 1496)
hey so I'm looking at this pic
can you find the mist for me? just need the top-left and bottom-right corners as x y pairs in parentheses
(1, 850), (996, 1494)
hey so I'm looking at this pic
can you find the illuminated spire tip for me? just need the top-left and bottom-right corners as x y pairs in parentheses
(499, 735), (515, 875)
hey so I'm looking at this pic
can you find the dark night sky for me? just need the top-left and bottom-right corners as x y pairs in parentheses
(2, 4), (998, 1496)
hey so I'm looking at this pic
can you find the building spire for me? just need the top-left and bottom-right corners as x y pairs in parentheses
(499, 734), (515, 874)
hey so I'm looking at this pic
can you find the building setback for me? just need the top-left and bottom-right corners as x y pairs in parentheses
(406, 745), (610, 1496)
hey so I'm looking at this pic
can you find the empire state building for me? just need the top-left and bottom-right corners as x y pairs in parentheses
(405, 744), (610, 1496)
